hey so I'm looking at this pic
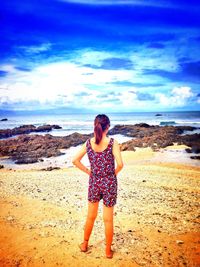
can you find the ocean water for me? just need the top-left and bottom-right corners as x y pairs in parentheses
(0, 111), (200, 137)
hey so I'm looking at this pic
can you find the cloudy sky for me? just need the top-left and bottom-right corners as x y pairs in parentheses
(0, 0), (200, 112)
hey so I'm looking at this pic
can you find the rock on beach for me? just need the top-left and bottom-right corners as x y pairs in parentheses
(0, 123), (199, 165)
(0, 132), (92, 164)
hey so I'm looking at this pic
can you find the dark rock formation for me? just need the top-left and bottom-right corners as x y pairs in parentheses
(0, 123), (199, 164)
(0, 132), (92, 164)
(109, 124), (195, 138)
(109, 124), (199, 155)
(155, 113), (162, 116)
(134, 123), (151, 128)
(0, 124), (62, 139)
(190, 156), (200, 160)
(108, 123), (155, 137)
(0, 118), (8, 121)
(179, 134), (200, 154)
(185, 148), (192, 153)
(15, 158), (39, 164)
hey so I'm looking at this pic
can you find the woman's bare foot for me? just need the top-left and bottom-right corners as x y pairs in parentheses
(106, 249), (114, 259)
(79, 240), (88, 252)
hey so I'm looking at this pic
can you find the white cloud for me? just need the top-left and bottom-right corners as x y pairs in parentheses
(0, 49), (138, 110)
(155, 86), (194, 107)
(76, 50), (111, 66)
(0, 60), (122, 109)
(171, 86), (194, 98)
(0, 48), (178, 103)
(19, 43), (52, 54)
(0, 46), (196, 111)
(0, 64), (16, 72)
(0, 62), (80, 106)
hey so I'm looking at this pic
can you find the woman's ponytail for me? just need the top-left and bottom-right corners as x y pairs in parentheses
(94, 114), (110, 145)
(94, 122), (103, 144)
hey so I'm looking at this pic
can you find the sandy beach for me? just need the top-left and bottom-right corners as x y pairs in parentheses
(0, 146), (200, 267)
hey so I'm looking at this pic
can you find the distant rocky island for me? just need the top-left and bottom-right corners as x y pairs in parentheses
(0, 118), (8, 121)
(0, 123), (199, 164)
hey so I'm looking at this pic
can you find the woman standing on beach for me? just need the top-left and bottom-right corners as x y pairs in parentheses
(72, 114), (123, 259)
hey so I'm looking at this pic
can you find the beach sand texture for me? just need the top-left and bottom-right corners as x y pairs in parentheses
(0, 147), (200, 267)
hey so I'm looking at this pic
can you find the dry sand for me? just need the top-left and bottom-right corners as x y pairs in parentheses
(0, 146), (200, 266)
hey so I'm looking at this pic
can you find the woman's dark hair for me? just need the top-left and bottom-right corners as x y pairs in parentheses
(94, 114), (110, 145)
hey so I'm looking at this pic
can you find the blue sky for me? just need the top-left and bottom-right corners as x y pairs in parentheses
(0, 0), (200, 112)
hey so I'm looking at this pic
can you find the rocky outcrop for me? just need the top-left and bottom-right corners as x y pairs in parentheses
(109, 124), (199, 154)
(178, 133), (200, 155)
(0, 118), (8, 121)
(0, 132), (92, 164)
(109, 124), (195, 138)
(0, 124), (62, 139)
(0, 124), (199, 164)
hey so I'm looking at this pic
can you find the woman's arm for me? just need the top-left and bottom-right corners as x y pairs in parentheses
(112, 139), (124, 175)
(72, 142), (91, 175)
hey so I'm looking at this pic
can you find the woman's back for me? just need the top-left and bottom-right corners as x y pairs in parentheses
(86, 137), (115, 178)
(89, 136), (111, 153)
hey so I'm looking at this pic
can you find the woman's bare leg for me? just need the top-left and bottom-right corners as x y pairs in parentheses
(103, 204), (114, 257)
(80, 201), (99, 251)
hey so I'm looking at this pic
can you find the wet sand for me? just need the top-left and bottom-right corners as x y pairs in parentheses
(0, 146), (200, 266)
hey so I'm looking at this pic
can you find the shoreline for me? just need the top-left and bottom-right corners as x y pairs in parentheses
(0, 143), (199, 171)
(0, 122), (200, 169)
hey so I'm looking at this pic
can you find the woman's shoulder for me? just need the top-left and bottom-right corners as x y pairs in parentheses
(85, 137), (94, 148)
(89, 137), (95, 144)
(110, 137), (118, 144)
